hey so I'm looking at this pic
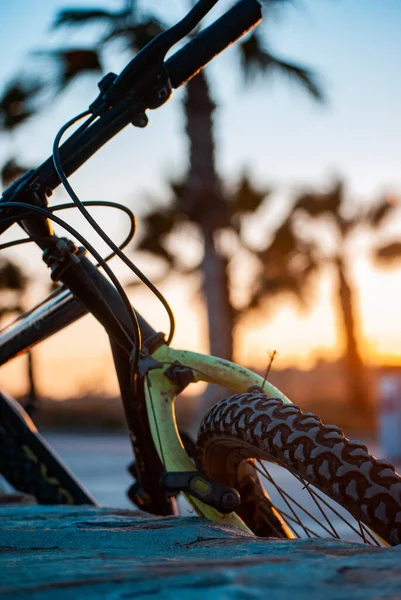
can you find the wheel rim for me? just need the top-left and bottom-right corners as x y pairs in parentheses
(252, 458), (385, 545)
(201, 438), (388, 547)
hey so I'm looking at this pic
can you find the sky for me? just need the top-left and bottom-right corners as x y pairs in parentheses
(0, 1), (401, 398)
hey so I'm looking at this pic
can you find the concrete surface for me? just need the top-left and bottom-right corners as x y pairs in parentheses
(1, 506), (401, 599)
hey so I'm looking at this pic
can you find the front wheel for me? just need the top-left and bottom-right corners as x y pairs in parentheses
(196, 393), (401, 546)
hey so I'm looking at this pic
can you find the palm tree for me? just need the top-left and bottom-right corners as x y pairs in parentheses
(0, 80), (43, 132)
(0, 160), (39, 414)
(136, 171), (272, 357)
(0, 1), (322, 361)
(168, 3), (322, 362)
(0, 1), (325, 411)
(279, 179), (396, 414)
(0, 259), (27, 319)
(0, 256), (39, 410)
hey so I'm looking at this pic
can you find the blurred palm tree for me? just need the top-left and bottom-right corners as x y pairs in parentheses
(0, 0), (323, 367)
(0, 257), (39, 411)
(0, 161), (39, 414)
(0, 258), (27, 320)
(0, 1), (326, 415)
(0, 80), (43, 132)
(374, 209), (401, 266)
(278, 179), (396, 414)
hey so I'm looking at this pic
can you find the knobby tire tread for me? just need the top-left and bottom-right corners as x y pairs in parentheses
(196, 393), (401, 546)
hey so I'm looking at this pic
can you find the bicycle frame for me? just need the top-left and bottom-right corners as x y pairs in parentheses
(0, 274), (178, 517)
(0, 278), (293, 533)
(0, 0), (276, 531)
(1, 1), (398, 549)
(145, 344), (293, 532)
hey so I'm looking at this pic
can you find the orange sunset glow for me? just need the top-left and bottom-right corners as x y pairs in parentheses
(0, 0), (400, 418)
(1, 248), (401, 401)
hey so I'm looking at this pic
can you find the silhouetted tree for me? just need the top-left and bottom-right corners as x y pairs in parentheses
(282, 180), (396, 414)
(0, 1), (323, 366)
(0, 161), (39, 412)
(0, 1), (326, 413)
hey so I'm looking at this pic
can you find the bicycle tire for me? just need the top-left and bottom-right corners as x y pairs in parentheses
(196, 393), (401, 546)
(0, 392), (97, 505)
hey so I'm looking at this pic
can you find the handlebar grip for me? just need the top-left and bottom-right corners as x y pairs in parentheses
(166, 0), (262, 89)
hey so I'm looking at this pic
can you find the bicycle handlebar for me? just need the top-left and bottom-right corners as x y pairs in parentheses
(0, 0), (262, 231)
(167, 0), (262, 89)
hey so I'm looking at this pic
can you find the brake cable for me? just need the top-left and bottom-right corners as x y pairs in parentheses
(0, 199), (136, 256)
(0, 201), (137, 356)
(52, 112), (176, 348)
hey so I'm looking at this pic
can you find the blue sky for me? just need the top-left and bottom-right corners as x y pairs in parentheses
(1, 1), (401, 397)
(1, 0), (401, 201)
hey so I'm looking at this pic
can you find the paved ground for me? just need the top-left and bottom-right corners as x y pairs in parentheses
(1, 506), (401, 600)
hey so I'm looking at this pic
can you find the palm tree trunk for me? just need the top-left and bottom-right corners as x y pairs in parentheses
(183, 72), (234, 413)
(183, 72), (233, 361)
(335, 258), (367, 414)
(201, 229), (233, 360)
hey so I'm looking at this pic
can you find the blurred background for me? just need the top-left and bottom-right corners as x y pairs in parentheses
(0, 0), (401, 503)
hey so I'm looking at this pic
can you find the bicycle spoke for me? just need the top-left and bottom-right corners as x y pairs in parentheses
(261, 504), (297, 539)
(274, 508), (323, 538)
(297, 473), (340, 539)
(291, 471), (381, 545)
(359, 523), (381, 547)
(257, 461), (310, 537)
(234, 456), (298, 538)
(253, 461), (335, 537)
(358, 519), (368, 545)
(252, 459), (326, 538)
(250, 459), (354, 539)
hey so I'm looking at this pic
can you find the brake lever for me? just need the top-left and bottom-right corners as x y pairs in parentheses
(90, 0), (220, 115)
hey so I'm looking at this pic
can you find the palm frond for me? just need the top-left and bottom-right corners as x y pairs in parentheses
(239, 34), (323, 101)
(258, 219), (299, 262)
(247, 262), (315, 313)
(246, 212), (320, 314)
(337, 214), (358, 237)
(0, 80), (43, 131)
(1, 158), (30, 187)
(0, 260), (28, 291)
(366, 197), (395, 228)
(137, 234), (175, 266)
(169, 179), (186, 206)
(230, 172), (270, 226)
(101, 19), (165, 52)
(274, 60), (323, 101)
(52, 8), (127, 30)
(141, 210), (177, 238)
(374, 241), (401, 264)
(34, 49), (102, 89)
(294, 180), (345, 217)
(136, 207), (181, 266)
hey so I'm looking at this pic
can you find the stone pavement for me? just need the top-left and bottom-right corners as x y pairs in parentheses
(1, 506), (401, 599)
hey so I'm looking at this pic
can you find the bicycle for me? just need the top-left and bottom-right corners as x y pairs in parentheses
(0, 0), (400, 548)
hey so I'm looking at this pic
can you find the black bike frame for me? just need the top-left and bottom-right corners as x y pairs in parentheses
(0, 265), (176, 515)
(0, 0), (262, 513)
(0, 287), (157, 367)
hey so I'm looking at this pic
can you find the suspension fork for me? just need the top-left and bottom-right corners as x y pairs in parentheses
(18, 202), (176, 515)
(52, 249), (176, 515)
(110, 342), (176, 515)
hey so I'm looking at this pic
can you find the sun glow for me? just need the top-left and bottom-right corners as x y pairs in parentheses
(2, 250), (401, 401)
